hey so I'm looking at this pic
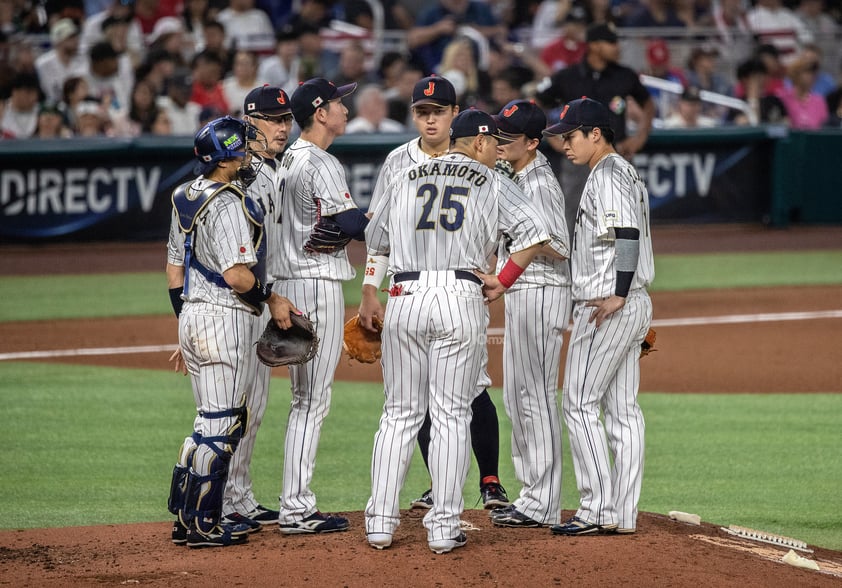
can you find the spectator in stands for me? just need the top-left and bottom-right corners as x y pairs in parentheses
(258, 25), (301, 96)
(34, 101), (72, 138)
(662, 85), (718, 128)
(256, 0), (293, 29)
(799, 43), (836, 96)
(147, 105), (172, 134)
(779, 54), (828, 129)
(102, 13), (142, 69)
(182, 0), (214, 56)
(84, 40), (133, 112)
(385, 61), (423, 126)
(642, 38), (687, 119)
(200, 20), (231, 72)
(377, 51), (409, 93)
(147, 16), (189, 67)
(79, 0), (143, 66)
(674, 0), (714, 28)
(747, 0), (813, 65)
(345, 84), (406, 134)
(156, 68), (201, 135)
(531, 0), (576, 50)
(685, 43), (732, 119)
(297, 22), (339, 81)
(222, 50), (258, 116)
(216, 0), (275, 54)
(625, 0), (685, 27)
(712, 0), (750, 46)
(381, 0), (416, 29)
(728, 57), (788, 125)
(0, 72), (41, 138)
(60, 75), (89, 129)
(795, 0), (837, 38)
(73, 96), (111, 136)
(437, 36), (482, 108)
(584, 0), (622, 26)
(489, 69), (526, 113)
(111, 78), (158, 136)
(408, 0), (506, 74)
(198, 104), (222, 126)
(753, 43), (786, 96)
(135, 48), (177, 96)
(539, 7), (588, 73)
(189, 49), (229, 113)
(283, 0), (334, 30)
(35, 18), (87, 105)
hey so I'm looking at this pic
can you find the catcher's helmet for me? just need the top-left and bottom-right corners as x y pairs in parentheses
(193, 115), (255, 170)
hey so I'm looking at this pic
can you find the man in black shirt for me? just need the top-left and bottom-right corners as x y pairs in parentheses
(535, 24), (655, 237)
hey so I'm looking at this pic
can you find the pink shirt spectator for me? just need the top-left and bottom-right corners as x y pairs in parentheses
(779, 87), (828, 129)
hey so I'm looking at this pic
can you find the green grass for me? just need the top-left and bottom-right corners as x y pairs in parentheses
(2, 250), (841, 321)
(1, 362), (840, 550)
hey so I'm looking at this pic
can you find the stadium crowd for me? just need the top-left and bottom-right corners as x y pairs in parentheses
(2, 0), (842, 139)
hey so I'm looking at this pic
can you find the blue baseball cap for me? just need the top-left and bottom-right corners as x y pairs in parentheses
(493, 100), (547, 140)
(543, 97), (611, 137)
(244, 84), (292, 118)
(290, 77), (357, 124)
(412, 75), (457, 107)
(450, 109), (510, 142)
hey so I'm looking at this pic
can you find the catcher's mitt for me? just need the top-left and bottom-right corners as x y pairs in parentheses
(343, 314), (382, 363)
(640, 327), (657, 358)
(255, 312), (319, 367)
(304, 202), (353, 254)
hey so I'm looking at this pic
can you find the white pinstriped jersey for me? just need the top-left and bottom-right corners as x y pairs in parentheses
(166, 178), (259, 312)
(496, 150), (571, 289)
(369, 137), (429, 213)
(274, 138), (359, 280)
(246, 154), (285, 280)
(366, 152), (550, 273)
(571, 153), (655, 301)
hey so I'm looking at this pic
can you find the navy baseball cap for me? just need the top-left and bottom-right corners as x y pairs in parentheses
(411, 75), (457, 107)
(450, 109), (510, 142)
(543, 97), (611, 137)
(493, 100), (547, 140)
(244, 84), (292, 118)
(290, 77), (357, 124)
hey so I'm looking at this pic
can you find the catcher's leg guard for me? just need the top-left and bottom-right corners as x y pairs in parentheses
(168, 440), (196, 516)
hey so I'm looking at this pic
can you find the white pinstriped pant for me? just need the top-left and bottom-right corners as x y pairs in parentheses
(274, 278), (345, 523)
(365, 272), (487, 543)
(223, 310), (273, 516)
(503, 284), (571, 525)
(562, 288), (652, 530)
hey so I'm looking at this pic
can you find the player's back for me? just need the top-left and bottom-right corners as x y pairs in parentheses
(385, 153), (500, 274)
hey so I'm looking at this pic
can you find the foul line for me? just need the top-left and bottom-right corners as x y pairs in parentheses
(1, 309), (840, 361)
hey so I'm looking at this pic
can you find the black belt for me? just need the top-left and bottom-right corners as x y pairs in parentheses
(393, 270), (482, 286)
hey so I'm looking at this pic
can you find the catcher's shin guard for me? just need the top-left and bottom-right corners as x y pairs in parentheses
(168, 464), (189, 515)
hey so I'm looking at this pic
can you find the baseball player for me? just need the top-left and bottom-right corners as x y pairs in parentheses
(165, 116), (299, 547)
(543, 98), (654, 536)
(359, 75), (509, 511)
(364, 109), (550, 554)
(486, 100), (572, 529)
(273, 78), (368, 534)
(218, 85), (295, 530)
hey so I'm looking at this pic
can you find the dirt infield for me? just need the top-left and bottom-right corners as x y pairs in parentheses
(1, 224), (841, 586)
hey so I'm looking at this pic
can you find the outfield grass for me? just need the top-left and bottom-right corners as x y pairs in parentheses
(1, 362), (839, 550)
(2, 250), (842, 321)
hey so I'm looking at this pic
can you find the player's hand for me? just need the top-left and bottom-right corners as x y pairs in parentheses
(586, 295), (626, 327)
(358, 288), (385, 332)
(474, 270), (506, 304)
(268, 294), (300, 329)
(169, 347), (187, 375)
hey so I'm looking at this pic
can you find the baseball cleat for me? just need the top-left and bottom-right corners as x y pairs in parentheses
(550, 516), (618, 536)
(171, 518), (188, 545)
(240, 505), (280, 525)
(429, 532), (467, 554)
(278, 511), (350, 534)
(480, 482), (510, 509)
(367, 532), (393, 550)
(410, 488), (433, 509)
(221, 512), (262, 533)
(186, 523), (249, 548)
(491, 507), (543, 528)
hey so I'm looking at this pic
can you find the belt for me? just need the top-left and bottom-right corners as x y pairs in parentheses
(393, 270), (482, 286)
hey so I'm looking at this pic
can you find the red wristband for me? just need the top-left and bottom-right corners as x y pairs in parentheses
(498, 259), (525, 289)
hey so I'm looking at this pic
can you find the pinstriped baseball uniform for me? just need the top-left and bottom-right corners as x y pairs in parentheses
(370, 139), (494, 392)
(497, 149), (572, 525)
(165, 179), (261, 507)
(564, 152), (654, 531)
(273, 137), (359, 524)
(364, 153), (549, 544)
(223, 154), (278, 517)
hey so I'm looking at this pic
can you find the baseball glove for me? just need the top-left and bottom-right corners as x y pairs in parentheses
(255, 312), (319, 367)
(343, 314), (382, 363)
(640, 328), (657, 358)
(304, 203), (353, 254)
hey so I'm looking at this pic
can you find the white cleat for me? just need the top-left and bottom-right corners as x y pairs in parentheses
(367, 533), (393, 550)
(428, 532), (467, 554)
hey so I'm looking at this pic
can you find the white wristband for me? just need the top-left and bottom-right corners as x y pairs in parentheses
(362, 254), (388, 289)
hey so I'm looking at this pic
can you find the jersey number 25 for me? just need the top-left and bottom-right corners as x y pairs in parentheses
(416, 184), (467, 231)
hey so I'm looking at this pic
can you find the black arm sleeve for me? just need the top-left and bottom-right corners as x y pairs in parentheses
(333, 207), (369, 241)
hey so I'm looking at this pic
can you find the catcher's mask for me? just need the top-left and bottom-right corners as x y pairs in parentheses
(193, 115), (262, 185)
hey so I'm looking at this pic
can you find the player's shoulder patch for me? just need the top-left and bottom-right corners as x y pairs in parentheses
(603, 210), (620, 225)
